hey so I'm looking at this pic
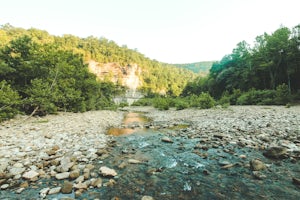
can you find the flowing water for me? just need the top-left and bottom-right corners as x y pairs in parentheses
(1, 112), (299, 199)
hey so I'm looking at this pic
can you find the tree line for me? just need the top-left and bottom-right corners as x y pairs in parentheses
(0, 24), (195, 121)
(181, 25), (300, 105)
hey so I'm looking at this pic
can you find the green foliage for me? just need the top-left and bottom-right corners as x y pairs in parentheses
(182, 24), (300, 104)
(237, 89), (276, 105)
(218, 91), (231, 107)
(275, 83), (291, 105)
(153, 97), (170, 110)
(174, 99), (189, 110)
(188, 93), (215, 109)
(0, 81), (21, 121)
(131, 98), (153, 106)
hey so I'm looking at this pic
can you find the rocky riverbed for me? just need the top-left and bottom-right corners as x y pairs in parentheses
(0, 106), (300, 199)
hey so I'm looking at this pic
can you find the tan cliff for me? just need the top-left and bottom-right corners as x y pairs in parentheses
(88, 60), (141, 91)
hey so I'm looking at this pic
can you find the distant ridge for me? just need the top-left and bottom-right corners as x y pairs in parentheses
(174, 61), (216, 75)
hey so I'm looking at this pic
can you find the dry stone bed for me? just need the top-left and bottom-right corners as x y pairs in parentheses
(0, 110), (124, 198)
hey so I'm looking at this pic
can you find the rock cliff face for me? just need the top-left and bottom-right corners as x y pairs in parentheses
(88, 60), (141, 91)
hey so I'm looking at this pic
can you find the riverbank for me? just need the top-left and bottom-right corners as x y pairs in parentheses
(0, 106), (299, 199)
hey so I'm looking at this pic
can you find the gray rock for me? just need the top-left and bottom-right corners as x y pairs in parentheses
(9, 167), (25, 176)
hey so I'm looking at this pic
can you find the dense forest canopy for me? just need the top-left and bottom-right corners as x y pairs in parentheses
(182, 24), (300, 105)
(0, 24), (195, 121)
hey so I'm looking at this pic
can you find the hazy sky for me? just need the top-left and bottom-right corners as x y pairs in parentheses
(1, 0), (299, 63)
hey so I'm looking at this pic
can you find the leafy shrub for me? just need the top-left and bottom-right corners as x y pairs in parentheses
(237, 89), (276, 105)
(218, 91), (231, 106)
(131, 98), (153, 106)
(198, 92), (215, 109)
(174, 99), (189, 110)
(0, 81), (21, 121)
(275, 83), (291, 105)
(153, 97), (170, 110)
(188, 93), (215, 109)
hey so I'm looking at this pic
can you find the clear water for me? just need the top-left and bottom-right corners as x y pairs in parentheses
(1, 112), (299, 200)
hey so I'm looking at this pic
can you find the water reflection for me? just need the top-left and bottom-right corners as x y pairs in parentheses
(107, 112), (149, 136)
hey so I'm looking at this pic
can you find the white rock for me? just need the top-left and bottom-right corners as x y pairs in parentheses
(48, 187), (61, 195)
(39, 187), (50, 198)
(128, 159), (142, 164)
(0, 184), (9, 189)
(22, 170), (39, 180)
(55, 172), (70, 180)
(99, 166), (117, 177)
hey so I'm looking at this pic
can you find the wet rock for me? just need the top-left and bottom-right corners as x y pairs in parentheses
(203, 169), (210, 175)
(75, 175), (85, 183)
(61, 181), (73, 194)
(141, 196), (154, 200)
(90, 178), (102, 188)
(0, 184), (9, 190)
(250, 159), (266, 171)
(263, 146), (287, 159)
(22, 170), (39, 180)
(15, 187), (25, 194)
(118, 162), (127, 169)
(69, 169), (80, 179)
(103, 179), (117, 187)
(83, 168), (90, 180)
(39, 187), (50, 198)
(48, 187), (61, 194)
(252, 171), (266, 180)
(213, 134), (225, 139)
(74, 181), (88, 190)
(128, 159), (142, 164)
(221, 163), (236, 169)
(20, 181), (29, 188)
(292, 177), (300, 186)
(239, 154), (247, 159)
(161, 136), (173, 143)
(55, 172), (70, 180)
(99, 166), (117, 177)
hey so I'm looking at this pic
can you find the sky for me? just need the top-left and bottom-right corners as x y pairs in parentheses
(0, 0), (299, 63)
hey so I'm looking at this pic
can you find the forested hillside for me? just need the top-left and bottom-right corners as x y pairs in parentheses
(182, 25), (300, 105)
(0, 24), (195, 121)
(174, 61), (215, 76)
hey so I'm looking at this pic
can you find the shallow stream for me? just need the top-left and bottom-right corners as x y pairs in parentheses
(1, 112), (299, 199)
